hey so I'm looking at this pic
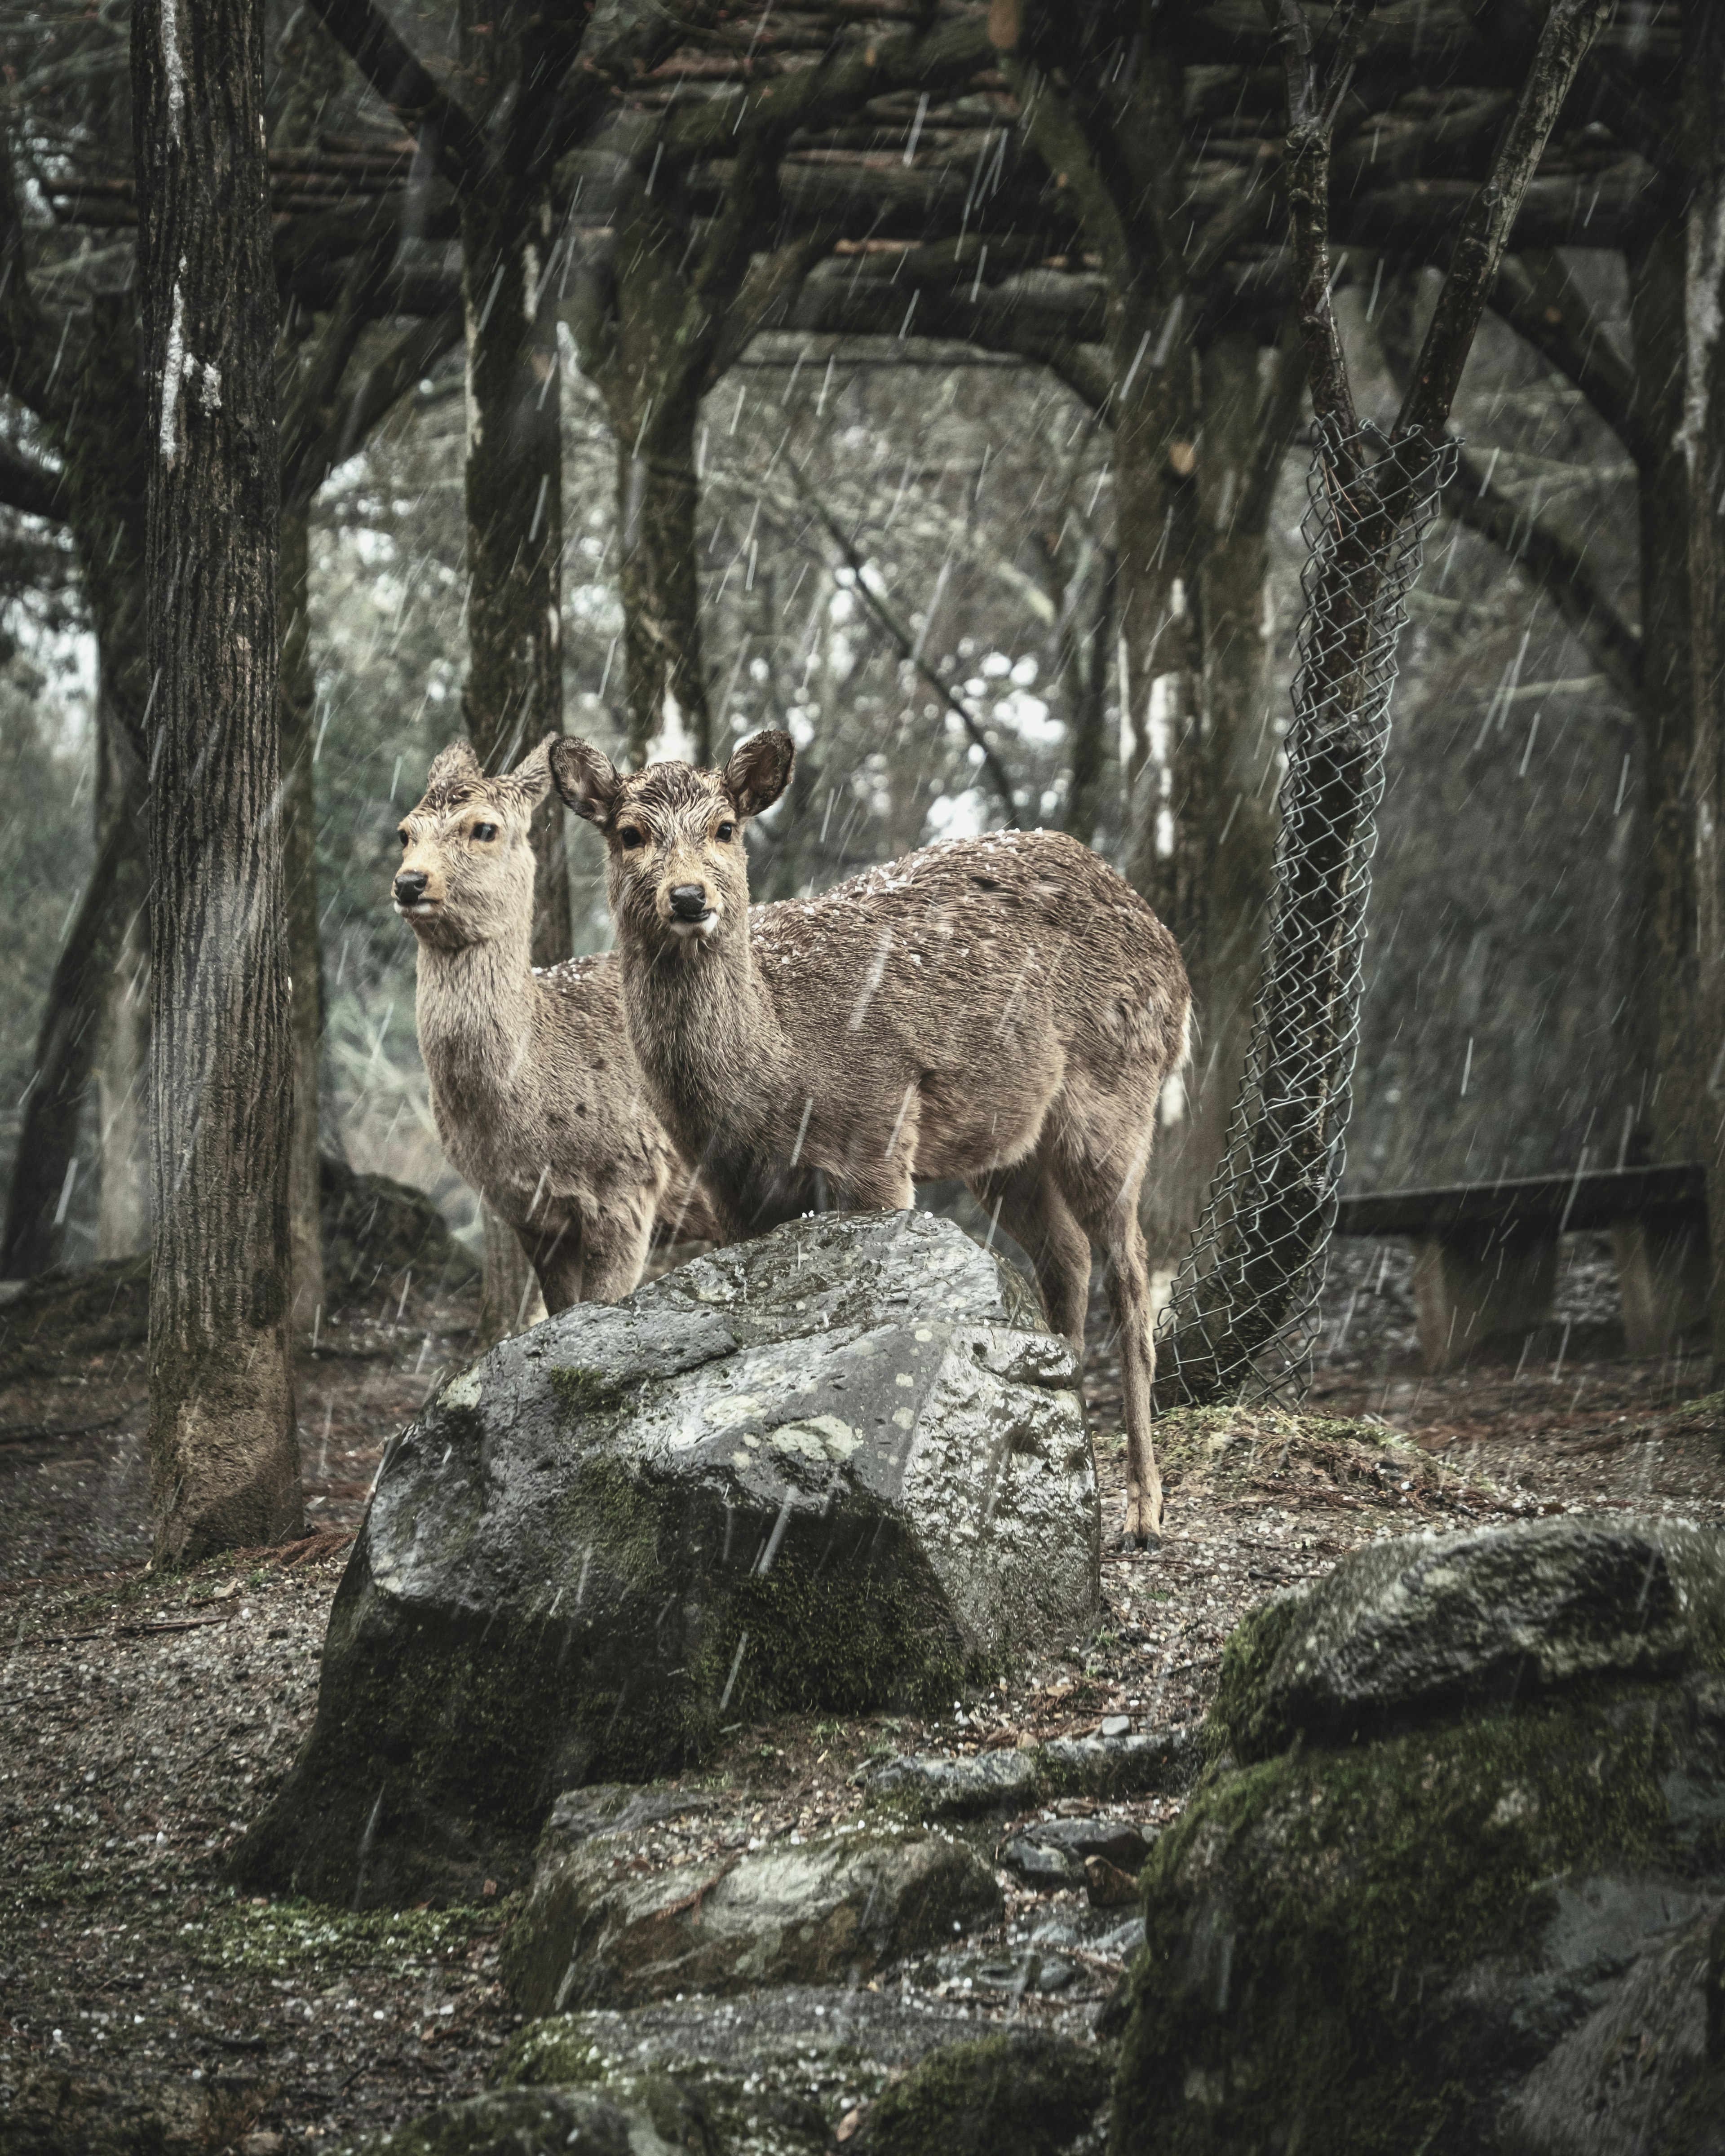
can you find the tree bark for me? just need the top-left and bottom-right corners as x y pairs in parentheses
(1683, 0), (1725, 1365)
(1627, 231), (1699, 1165)
(93, 704), (151, 1263)
(279, 499), (325, 1331)
(617, 409), (713, 769)
(134, 0), (301, 1561)
(458, 0), (571, 967)
(1141, 330), (1303, 1276)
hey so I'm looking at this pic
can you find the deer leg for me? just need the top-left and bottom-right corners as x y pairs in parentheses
(1102, 1220), (1163, 1545)
(573, 1194), (657, 1305)
(521, 1210), (583, 1315)
(967, 1161), (1091, 1350)
(1061, 1153), (1163, 1547)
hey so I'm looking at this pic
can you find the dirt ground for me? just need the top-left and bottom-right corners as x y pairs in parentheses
(2, 1228), (1721, 2150)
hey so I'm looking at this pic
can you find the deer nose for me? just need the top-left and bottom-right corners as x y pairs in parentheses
(668, 884), (711, 921)
(394, 870), (429, 906)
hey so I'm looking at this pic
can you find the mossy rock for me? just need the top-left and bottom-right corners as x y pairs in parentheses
(238, 1212), (1097, 1908)
(320, 1152), (478, 1301)
(314, 2086), (685, 2156)
(1110, 1674), (1725, 2154)
(854, 2032), (1111, 2155)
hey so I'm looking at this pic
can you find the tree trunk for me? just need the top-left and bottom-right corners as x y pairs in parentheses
(1141, 332), (1303, 1274)
(1628, 231), (1699, 1165)
(280, 498), (325, 1332)
(93, 703), (151, 1261)
(1683, 0), (1725, 1363)
(0, 808), (130, 1277)
(459, 151), (571, 967)
(1060, 549), (1113, 849)
(133, 0), (301, 1562)
(617, 407), (713, 769)
(456, 2), (573, 1341)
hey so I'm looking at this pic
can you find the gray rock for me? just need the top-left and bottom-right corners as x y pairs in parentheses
(1039, 1729), (1199, 1798)
(863, 1749), (1041, 1816)
(1246, 1517), (1725, 1745)
(504, 1807), (1004, 2015)
(239, 1213), (1098, 1906)
(862, 1727), (1196, 1821)
(494, 1986), (1031, 2156)
(998, 1816), (1150, 1889)
(313, 2087), (687, 2155)
(0, 2064), (276, 2156)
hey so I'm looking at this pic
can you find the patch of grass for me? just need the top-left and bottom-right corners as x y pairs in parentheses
(178, 1894), (491, 1975)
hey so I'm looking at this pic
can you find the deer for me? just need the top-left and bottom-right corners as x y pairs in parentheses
(548, 729), (1192, 1544)
(391, 734), (717, 1315)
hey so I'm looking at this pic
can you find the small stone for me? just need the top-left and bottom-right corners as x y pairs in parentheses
(1083, 1854), (1140, 1908)
(1099, 1714), (1131, 1737)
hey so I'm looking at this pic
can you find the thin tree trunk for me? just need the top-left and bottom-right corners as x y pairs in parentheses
(134, 0), (301, 1561)
(460, 149), (570, 966)
(457, 10), (570, 1344)
(0, 808), (130, 1276)
(1683, 0), (1725, 1365)
(1061, 549), (1114, 848)
(1628, 231), (1698, 1165)
(618, 408), (712, 769)
(280, 498), (325, 1331)
(1142, 331), (1303, 1276)
(93, 704), (151, 1261)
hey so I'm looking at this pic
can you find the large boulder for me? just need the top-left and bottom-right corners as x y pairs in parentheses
(239, 1212), (1097, 1907)
(1112, 1517), (1725, 2155)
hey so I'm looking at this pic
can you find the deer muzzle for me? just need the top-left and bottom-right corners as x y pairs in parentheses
(394, 870), (435, 914)
(666, 882), (718, 938)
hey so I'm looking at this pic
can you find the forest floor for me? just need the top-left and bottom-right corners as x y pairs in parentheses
(1, 1228), (1721, 2150)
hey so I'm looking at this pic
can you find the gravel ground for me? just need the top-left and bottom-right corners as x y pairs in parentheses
(3, 1229), (1722, 2150)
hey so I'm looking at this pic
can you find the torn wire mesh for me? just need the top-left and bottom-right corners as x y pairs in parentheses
(1155, 416), (1459, 1406)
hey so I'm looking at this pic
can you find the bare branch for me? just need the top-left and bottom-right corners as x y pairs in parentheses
(1396, 0), (1614, 437)
(1490, 250), (1655, 468)
(304, 0), (487, 190)
(291, 307), (464, 503)
(1446, 446), (1645, 715)
(0, 436), (65, 521)
(785, 453), (1021, 829)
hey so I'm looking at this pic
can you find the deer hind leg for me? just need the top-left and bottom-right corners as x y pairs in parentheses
(520, 1209), (583, 1314)
(1061, 1148), (1163, 1546)
(966, 1158), (1092, 1351)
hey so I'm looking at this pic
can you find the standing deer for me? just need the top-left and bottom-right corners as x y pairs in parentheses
(549, 729), (1191, 1542)
(392, 735), (715, 1314)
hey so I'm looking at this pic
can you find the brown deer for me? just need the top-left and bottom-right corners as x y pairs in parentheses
(549, 729), (1191, 1542)
(392, 735), (716, 1313)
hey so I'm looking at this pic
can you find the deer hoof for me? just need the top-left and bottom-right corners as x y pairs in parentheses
(1123, 1496), (1163, 1549)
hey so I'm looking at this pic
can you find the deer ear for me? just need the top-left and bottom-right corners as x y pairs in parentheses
(503, 733), (555, 810)
(425, 738), (482, 792)
(724, 729), (795, 819)
(551, 736), (621, 825)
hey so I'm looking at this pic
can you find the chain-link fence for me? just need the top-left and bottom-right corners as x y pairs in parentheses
(1155, 416), (1459, 1405)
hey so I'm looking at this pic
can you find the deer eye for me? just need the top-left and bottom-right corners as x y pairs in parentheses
(715, 822), (735, 844)
(618, 826), (646, 851)
(471, 822), (498, 843)
(398, 830), (410, 849)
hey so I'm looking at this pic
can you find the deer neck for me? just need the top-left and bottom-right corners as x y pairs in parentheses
(620, 912), (782, 1147)
(413, 929), (539, 1117)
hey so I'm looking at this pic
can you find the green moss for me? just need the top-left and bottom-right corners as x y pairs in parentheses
(691, 1549), (993, 1723)
(1204, 1589), (1310, 1765)
(493, 2020), (617, 2090)
(548, 1365), (637, 1421)
(1112, 1685), (1685, 2155)
(179, 1894), (487, 1974)
(865, 2034), (1111, 2156)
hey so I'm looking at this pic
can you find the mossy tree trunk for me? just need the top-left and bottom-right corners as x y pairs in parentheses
(134, 0), (302, 1561)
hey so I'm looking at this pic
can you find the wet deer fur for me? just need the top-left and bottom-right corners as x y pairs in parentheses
(550, 728), (1191, 1541)
(393, 735), (716, 1312)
